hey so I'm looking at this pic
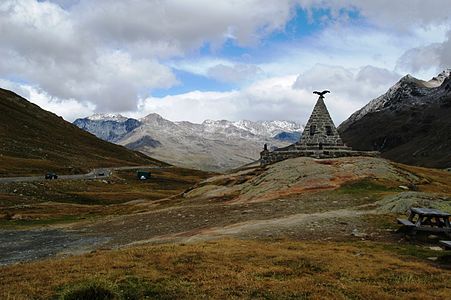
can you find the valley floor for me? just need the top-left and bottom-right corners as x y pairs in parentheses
(0, 157), (450, 299)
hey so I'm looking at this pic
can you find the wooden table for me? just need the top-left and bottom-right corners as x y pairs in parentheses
(397, 207), (451, 237)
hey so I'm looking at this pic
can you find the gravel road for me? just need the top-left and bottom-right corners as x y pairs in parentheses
(0, 165), (169, 183)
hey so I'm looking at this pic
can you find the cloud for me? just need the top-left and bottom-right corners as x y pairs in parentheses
(396, 29), (451, 77)
(1, 0), (450, 123)
(0, 0), (177, 112)
(207, 63), (264, 83)
(73, 0), (294, 48)
(438, 31), (451, 67)
(356, 65), (401, 86)
(396, 43), (442, 74)
(135, 64), (401, 125)
(0, 79), (95, 121)
(293, 64), (400, 103)
(135, 75), (313, 124)
(297, 0), (451, 29)
(0, 0), (301, 115)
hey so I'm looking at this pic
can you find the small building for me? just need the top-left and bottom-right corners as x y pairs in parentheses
(137, 171), (151, 180)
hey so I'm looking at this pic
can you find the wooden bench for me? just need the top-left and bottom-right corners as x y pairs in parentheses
(439, 240), (451, 250)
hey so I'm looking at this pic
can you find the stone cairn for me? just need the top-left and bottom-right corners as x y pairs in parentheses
(260, 91), (379, 165)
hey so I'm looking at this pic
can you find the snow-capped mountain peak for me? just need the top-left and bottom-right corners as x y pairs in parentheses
(232, 120), (303, 137)
(74, 113), (305, 171)
(87, 113), (128, 122)
(339, 69), (451, 131)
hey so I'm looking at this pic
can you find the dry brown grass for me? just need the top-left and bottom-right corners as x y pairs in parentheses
(1, 239), (449, 299)
(0, 167), (213, 228)
(394, 163), (451, 194)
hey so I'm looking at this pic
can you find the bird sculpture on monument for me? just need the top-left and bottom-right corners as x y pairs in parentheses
(313, 90), (330, 98)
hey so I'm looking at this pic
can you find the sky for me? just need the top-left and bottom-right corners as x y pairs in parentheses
(1, 0), (451, 124)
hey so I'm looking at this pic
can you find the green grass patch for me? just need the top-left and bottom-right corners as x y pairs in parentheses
(372, 242), (450, 263)
(58, 278), (119, 300)
(338, 179), (396, 195)
(57, 276), (193, 300)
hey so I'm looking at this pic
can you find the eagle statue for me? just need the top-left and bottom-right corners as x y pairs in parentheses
(313, 90), (330, 97)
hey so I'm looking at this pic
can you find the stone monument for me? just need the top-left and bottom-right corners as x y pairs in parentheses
(260, 91), (379, 165)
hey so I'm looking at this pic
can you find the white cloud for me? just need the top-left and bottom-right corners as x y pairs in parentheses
(0, 79), (95, 121)
(207, 63), (264, 83)
(135, 75), (307, 123)
(74, 0), (295, 48)
(396, 44), (442, 74)
(396, 28), (451, 79)
(1, 0), (451, 123)
(293, 64), (401, 120)
(0, 0), (300, 115)
(0, 0), (177, 112)
(135, 64), (401, 125)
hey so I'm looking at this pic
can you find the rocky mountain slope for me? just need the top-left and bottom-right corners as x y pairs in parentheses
(0, 88), (163, 176)
(74, 114), (141, 142)
(74, 113), (303, 171)
(338, 69), (451, 168)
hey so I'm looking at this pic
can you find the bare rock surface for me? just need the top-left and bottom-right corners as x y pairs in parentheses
(185, 156), (421, 203)
(376, 192), (451, 214)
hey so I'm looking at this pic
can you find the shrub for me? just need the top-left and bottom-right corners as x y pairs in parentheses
(59, 279), (119, 300)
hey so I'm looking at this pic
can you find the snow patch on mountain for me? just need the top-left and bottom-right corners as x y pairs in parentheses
(87, 113), (128, 122)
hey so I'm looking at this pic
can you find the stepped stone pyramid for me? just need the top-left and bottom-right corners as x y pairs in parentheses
(260, 91), (379, 165)
(296, 93), (348, 149)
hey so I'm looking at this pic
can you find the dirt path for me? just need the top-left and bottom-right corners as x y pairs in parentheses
(0, 201), (374, 266)
(0, 228), (110, 266)
(126, 208), (372, 245)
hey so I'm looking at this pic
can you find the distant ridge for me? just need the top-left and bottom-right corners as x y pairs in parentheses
(0, 88), (166, 176)
(338, 69), (451, 168)
(74, 113), (304, 171)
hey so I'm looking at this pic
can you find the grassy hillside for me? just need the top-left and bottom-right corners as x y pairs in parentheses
(0, 88), (167, 176)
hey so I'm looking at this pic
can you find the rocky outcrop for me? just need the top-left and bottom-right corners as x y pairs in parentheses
(184, 156), (423, 204)
(73, 115), (141, 142)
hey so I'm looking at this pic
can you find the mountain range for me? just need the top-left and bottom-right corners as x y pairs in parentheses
(338, 69), (451, 168)
(73, 69), (451, 171)
(74, 114), (303, 171)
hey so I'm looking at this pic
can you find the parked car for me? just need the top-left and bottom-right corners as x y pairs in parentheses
(137, 171), (151, 180)
(45, 172), (58, 180)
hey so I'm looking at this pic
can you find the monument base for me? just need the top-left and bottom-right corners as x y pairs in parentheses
(260, 148), (380, 166)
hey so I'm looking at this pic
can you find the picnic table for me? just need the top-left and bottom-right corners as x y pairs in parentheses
(439, 240), (451, 250)
(397, 207), (451, 237)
